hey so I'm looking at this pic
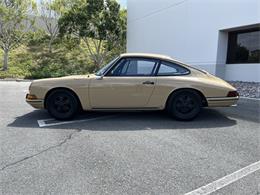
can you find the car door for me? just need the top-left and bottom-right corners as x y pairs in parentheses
(148, 60), (191, 108)
(89, 58), (159, 109)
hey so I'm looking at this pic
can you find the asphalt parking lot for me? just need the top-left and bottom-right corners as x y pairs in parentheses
(0, 81), (259, 195)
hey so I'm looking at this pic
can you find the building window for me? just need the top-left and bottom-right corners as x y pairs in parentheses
(227, 28), (260, 64)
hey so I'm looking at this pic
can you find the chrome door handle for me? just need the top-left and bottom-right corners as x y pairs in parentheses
(142, 81), (155, 85)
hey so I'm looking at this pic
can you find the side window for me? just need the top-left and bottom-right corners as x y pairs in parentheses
(108, 58), (157, 76)
(157, 61), (189, 76)
(107, 59), (126, 76)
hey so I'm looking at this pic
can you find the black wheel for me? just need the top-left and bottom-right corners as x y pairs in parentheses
(46, 89), (79, 120)
(167, 90), (202, 121)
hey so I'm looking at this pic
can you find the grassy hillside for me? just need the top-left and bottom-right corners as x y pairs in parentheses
(0, 36), (117, 79)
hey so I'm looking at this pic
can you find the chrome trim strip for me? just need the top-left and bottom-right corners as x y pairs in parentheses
(26, 99), (44, 103)
(206, 97), (239, 101)
(91, 107), (160, 111)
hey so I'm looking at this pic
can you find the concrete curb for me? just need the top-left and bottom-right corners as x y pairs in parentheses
(240, 97), (260, 101)
(0, 79), (33, 82)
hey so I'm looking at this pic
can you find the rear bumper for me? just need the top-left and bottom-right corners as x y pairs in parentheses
(26, 94), (44, 109)
(206, 96), (239, 107)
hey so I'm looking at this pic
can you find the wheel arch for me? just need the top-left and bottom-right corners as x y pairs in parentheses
(44, 87), (83, 110)
(165, 88), (208, 109)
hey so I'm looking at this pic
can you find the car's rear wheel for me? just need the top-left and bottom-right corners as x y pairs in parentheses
(167, 90), (202, 120)
(46, 89), (79, 120)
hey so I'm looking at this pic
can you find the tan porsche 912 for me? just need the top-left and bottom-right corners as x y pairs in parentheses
(26, 53), (239, 120)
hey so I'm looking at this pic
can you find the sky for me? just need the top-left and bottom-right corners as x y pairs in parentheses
(119, 0), (127, 8)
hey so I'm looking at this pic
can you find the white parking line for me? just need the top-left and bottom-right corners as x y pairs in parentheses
(185, 161), (260, 195)
(37, 115), (118, 128)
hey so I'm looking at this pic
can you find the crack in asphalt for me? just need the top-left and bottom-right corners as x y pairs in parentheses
(0, 129), (81, 171)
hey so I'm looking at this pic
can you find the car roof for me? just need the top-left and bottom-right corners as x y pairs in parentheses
(119, 53), (194, 70)
(120, 53), (174, 61)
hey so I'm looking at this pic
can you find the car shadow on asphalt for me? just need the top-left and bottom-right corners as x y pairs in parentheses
(8, 108), (238, 131)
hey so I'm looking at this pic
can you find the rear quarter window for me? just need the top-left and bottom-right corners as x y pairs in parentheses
(157, 61), (190, 76)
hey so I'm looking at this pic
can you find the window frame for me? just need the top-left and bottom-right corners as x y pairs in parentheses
(226, 27), (260, 64)
(105, 57), (160, 77)
(155, 60), (191, 76)
(95, 56), (120, 76)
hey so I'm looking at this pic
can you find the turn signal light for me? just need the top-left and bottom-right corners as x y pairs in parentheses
(26, 94), (38, 100)
(227, 91), (239, 97)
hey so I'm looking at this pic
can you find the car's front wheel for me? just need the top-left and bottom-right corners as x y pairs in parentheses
(46, 89), (79, 120)
(167, 90), (202, 120)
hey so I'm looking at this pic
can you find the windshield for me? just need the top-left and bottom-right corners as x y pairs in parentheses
(95, 57), (119, 76)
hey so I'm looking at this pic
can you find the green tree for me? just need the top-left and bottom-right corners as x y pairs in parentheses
(59, 0), (125, 69)
(0, 0), (36, 71)
(118, 9), (127, 52)
(39, 0), (70, 53)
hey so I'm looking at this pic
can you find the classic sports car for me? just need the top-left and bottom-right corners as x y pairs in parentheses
(26, 53), (239, 120)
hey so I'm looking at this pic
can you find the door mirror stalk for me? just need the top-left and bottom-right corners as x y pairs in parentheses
(96, 75), (104, 80)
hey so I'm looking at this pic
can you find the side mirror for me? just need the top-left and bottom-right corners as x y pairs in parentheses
(96, 75), (104, 80)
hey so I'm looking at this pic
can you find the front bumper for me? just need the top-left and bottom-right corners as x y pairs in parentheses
(206, 96), (239, 107)
(26, 94), (44, 109)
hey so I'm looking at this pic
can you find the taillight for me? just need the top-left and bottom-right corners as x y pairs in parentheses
(227, 91), (239, 97)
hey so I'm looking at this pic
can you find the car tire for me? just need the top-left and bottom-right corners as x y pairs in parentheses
(46, 89), (79, 120)
(167, 90), (202, 121)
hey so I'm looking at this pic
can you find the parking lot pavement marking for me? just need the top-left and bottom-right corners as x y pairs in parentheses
(185, 161), (260, 195)
(37, 118), (54, 127)
(37, 115), (118, 128)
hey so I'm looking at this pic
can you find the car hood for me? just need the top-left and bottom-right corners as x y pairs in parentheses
(33, 74), (94, 83)
(61, 74), (96, 79)
(30, 74), (97, 89)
